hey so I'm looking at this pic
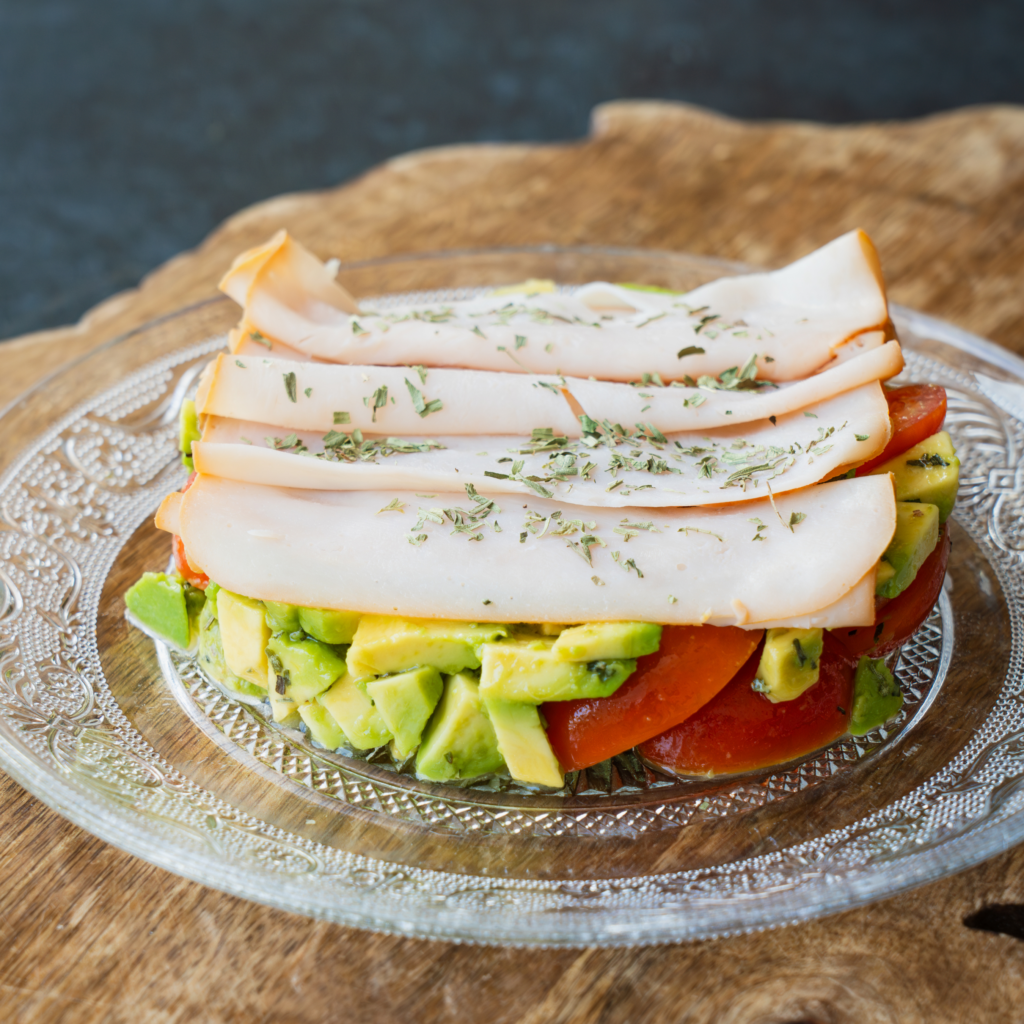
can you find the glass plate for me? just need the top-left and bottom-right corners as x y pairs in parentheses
(0, 246), (1021, 948)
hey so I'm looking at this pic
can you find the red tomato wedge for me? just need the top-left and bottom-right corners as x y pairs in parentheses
(543, 625), (763, 772)
(638, 633), (855, 777)
(831, 524), (950, 663)
(857, 384), (947, 475)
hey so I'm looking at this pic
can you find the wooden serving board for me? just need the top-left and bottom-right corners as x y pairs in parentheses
(3, 101), (1024, 1023)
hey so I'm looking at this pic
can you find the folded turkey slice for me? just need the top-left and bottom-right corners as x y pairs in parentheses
(156, 473), (895, 628)
(197, 339), (900, 437)
(220, 230), (889, 383)
(192, 381), (890, 508)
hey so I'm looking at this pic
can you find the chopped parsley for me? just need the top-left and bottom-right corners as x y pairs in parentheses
(282, 371), (298, 403)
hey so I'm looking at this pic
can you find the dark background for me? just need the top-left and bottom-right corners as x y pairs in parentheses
(2, 0), (1023, 341)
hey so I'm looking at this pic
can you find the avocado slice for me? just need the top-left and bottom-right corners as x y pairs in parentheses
(870, 430), (959, 523)
(365, 666), (444, 758)
(479, 639), (635, 704)
(753, 627), (824, 703)
(298, 607), (362, 645)
(850, 656), (903, 735)
(552, 621), (662, 661)
(217, 590), (271, 688)
(179, 398), (201, 470)
(416, 672), (504, 782)
(485, 699), (564, 788)
(264, 600), (301, 633)
(196, 585), (265, 698)
(317, 672), (393, 749)
(346, 615), (510, 679)
(267, 632), (348, 705)
(298, 699), (349, 750)
(125, 571), (194, 650)
(876, 501), (940, 600)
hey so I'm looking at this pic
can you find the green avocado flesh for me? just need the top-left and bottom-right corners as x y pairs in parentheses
(484, 699), (563, 788)
(125, 572), (195, 650)
(850, 657), (903, 735)
(197, 586), (265, 698)
(416, 672), (504, 782)
(267, 633), (348, 704)
(753, 628), (823, 703)
(317, 672), (392, 749)
(217, 590), (270, 687)
(179, 399), (201, 470)
(298, 700), (348, 750)
(365, 666), (444, 758)
(479, 639), (635, 704)
(264, 600), (301, 633)
(871, 429), (960, 523)
(551, 621), (662, 661)
(346, 615), (510, 679)
(298, 607), (362, 645)
(876, 501), (940, 600)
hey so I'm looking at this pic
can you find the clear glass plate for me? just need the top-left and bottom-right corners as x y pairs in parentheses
(0, 246), (1021, 948)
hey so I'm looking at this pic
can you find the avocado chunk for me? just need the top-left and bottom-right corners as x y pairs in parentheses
(266, 633), (347, 704)
(217, 590), (271, 688)
(298, 607), (362, 645)
(197, 586), (265, 698)
(850, 656), (903, 735)
(484, 699), (564, 788)
(478, 638), (635, 704)
(298, 700), (348, 750)
(265, 680), (302, 727)
(876, 501), (940, 599)
(318, 672), (393, 749)
(365, 666), (444, 758)
(264, 600), (301, 633)
(416, 672), (504, 782)
(753, 627), (823, 703)
(346, 615), (510, 679)
(179, 398), (201, 470)
(125, 571), (193, 650)
(871, 430), (959, 523)
(552, 621), (662, 661)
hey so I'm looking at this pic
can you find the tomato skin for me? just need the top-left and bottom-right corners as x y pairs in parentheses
(638, 633), (855, 777)
(831, 524), (949, 663)
(857, 384), (947, 475)
(543, 626), (762, 772)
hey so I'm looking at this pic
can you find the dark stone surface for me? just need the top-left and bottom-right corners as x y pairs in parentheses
(2, 0), (1023, 340)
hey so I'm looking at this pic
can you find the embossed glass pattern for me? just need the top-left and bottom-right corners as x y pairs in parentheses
(0, 248), (1020, 947)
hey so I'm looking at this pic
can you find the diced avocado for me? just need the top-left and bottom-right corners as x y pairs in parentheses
(416, 672), (504, 782)
(125, 572), (193, 649)
(871, 430), (960, 523)
(876, 501), (940, 599)
(217, 590), (271, 688)
(298, 700), (348, 750)
(753, 627), (823, 703)
(317, 672), (392, 749)
(484, 699), (564, 788)
(552, 621), (662, 661)
(265, 672), (302, 727)
(478, 639), (635, 704)
(538, 623), (571, 636)
(346, 615), (510, 679)
(197, 588), (265, 699)
(365, 666), (444, 758)
(179, 398), (201, 470)
(266, 633), (348, 704)
(850, 656), (903, 735)
(264, 600), (301, 633)
(298, 606), (362, 645)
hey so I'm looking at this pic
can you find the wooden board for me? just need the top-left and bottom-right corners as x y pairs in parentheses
(3, 100), (1024, 1023)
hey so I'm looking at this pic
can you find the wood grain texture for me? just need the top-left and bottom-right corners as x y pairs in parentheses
(3, 100), (1024, 1023)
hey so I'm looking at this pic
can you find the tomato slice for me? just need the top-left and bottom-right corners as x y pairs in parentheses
(857, 384), (947, 475)
(543, 625), (762, 772)
(831, 523), (949, 662)
(638, 633), (855, 777)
